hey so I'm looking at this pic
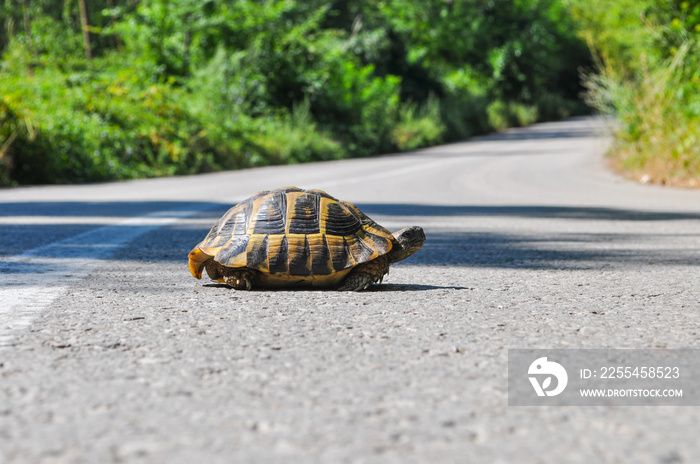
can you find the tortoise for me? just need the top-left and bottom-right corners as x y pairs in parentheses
(188, 187), (425, 291)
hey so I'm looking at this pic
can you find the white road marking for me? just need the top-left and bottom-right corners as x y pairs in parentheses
(0, 216), (169, 225)
(0, 207), (212, 347)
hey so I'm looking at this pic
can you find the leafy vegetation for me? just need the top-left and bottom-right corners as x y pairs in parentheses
(570, 0), (700, 187)
(1, 0), (591, 186)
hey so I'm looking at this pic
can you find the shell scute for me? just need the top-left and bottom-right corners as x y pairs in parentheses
(287, 234), (312, 276)
(251, 191), (287, 235)
(214, 235), (249, 268)
(245, 234), (270, 274)
(287, 192), (321, 234)
(267, 235), (289, 275)
(322, 201), (362, 237)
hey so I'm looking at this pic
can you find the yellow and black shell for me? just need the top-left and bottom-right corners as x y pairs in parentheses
(188, 187), (395, 287)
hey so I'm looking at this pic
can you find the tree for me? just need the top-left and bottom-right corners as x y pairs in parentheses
(78, 0), (92, 59)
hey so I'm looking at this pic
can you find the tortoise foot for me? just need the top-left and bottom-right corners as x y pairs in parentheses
(224, 269), (256, 290)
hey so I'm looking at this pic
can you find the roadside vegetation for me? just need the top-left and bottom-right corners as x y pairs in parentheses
(570, 0), (700, 188)
(0, 0), (592, 186)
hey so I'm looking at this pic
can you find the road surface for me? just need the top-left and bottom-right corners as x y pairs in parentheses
(2, 117), (700, 463)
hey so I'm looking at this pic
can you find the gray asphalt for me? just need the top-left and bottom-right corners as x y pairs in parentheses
(2, 116), (700, 463)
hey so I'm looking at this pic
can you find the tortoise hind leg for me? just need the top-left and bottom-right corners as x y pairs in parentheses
(203, 259), (256, 290)
(224, 269), (257, 290)
(338, 256), (390, 291)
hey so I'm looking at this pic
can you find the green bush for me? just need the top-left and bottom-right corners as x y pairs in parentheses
(249, 100), (343, 165)
(0, 0), (593, 186)
(437, 67), (492, 140)
(0, 100), (18, 186)
(392, 96), (445, 151)
(0, 54), (222, 184)
(487, 100), (538, 131)
(312, 60), (402, 157)
(572, 0), (700, 186)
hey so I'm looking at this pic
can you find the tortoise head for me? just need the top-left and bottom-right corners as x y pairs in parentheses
(387, 226), (425, 264)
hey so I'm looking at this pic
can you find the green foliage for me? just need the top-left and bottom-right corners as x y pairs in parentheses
(0, 0), (592, 186)
(1, 58), (218, 184)
(392, 95), (445, 151)
(567, 0), (657, 75)
(249, 99), (343, 165)
(316, 61), (402, 156)
(573, 0), (700, 186)
(487, 101), (539, 131)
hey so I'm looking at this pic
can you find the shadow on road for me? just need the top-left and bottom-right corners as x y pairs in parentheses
(473, 116), (607, 142)
(357, 204), (700, 222)
(204, 283), (471, 292)
(3, 200), (698, 271)
(0, 201), (230, 217)
(413, 230), (700, 270)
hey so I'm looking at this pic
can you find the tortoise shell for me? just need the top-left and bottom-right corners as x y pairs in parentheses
(188, 187), (396, 287)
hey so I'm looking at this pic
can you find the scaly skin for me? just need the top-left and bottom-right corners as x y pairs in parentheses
(338, 226), (425, 291)
(337, 255), (390, 291)
(224, 269), (256, 290)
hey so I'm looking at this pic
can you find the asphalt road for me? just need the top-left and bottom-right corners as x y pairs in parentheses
(2, 116), (700, 463)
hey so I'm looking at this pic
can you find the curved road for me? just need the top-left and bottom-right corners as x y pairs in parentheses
(2, 117), (700, 462)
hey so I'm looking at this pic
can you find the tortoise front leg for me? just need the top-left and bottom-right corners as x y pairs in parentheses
(224, 269), (256, 290)
(338, 256), (390, 291)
